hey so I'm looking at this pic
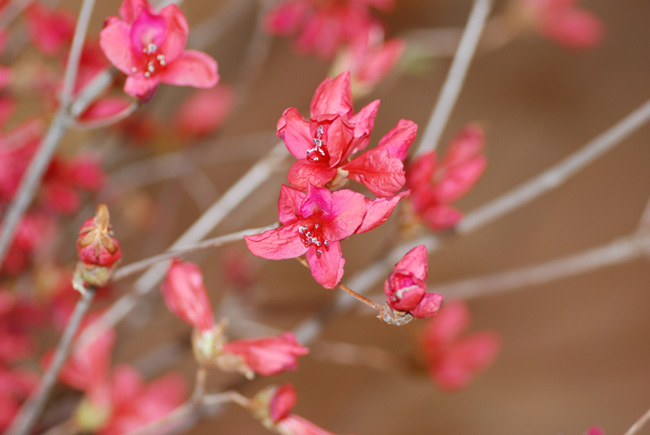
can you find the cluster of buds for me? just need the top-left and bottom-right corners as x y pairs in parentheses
(74, 204), (121, 289)
(161, 260), (309, 378)
(380, 245), (444, 325)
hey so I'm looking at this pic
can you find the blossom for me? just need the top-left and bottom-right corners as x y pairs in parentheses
(100, 0), (219, 100)
(384, 245), (443, 319)
(516, 0), (604, 50)
(160, 259), (214, 332)
(77, 205), (122, 269)
(264, 0), (393, 59)
(0, 365), (37, 432)
(219, 332), (309, 379)
(333, 25), (405, 97)
(584, 427), (605, 435)
(173, 85), (234, 139)
(405, 125), (486, 231)
(421, 301), (501, 391)
(0, 214), (52, 276)
(251, 383), (352, 435)
(279, 71), (417, 197)
(25, 2), (75, 56)
(245, 184), (367, 289)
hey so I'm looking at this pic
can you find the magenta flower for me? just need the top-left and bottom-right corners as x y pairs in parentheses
(25, 2), (75, 56)
(245, 184), (367, 289)
(421, 301), (501, 391)
(173, 85), (234, 139)
(264, 0), (393, 59)
(279, 71), (417, 197)
(406, 125), (486, 231)
(220, 332), (309, 378)
(518, 0), (604, 50)
(100, 0), (219, 101)
(160, 259), (215, 332)
(77, 205), (122, 269)
(384, 245), (443, 319)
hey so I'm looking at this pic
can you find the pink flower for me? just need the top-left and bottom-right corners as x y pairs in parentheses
(421, 301), (501, 391)
(160, 259), (215, 332)
(406, 125), (486, 231)
(76, 365), (187, 434)
(518, 0), (604, 50)
(245, 184), (367, 289)
(42, 155), (105, 215)
(221, 332), (309, 378)
(584, 427), (605, 435)
(0, 214), (53, 277)
(0, 119), (43, 204)
(279, 71), (417, 197)
(253, 383), (353, 435)
(25, 2), (75, 56)
(77, 205), (122, 269)
(264, 0), (393, 59)
(0, 365), (37, 432)
(384, 245), (443, 319)
(100, 0), (219, 101)
(334, 26), (405, 96)
(173, 85), (234, 139)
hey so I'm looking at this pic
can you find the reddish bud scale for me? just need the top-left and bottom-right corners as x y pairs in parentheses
(76, 205), (121, 268)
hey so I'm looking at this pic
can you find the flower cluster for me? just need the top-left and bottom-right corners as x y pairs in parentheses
(246, 71), (414, 289)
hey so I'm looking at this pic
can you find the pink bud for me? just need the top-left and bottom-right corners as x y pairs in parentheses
(161, 259), (215, 332)
(269, 383), (297, 423)
(76, 205), (121, 268)
(221, 332), (309, 378)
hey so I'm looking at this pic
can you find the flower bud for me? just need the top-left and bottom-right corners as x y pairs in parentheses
(161, 259), (215, 332)
(75, 204), (121, 287)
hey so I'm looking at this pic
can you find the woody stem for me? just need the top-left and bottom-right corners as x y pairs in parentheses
(7, 286), (97, 435)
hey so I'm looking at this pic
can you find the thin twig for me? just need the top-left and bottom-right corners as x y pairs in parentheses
(78, 143), (288, 349)
(0, 0), (98, 268)
(7, 287), (97, 435)
(312, 340), (406, 371)
(112, 224), (278, 281)
(414, 0), (493, 155)
(624, 406), (650, 435)
(434, 233), (649, 300)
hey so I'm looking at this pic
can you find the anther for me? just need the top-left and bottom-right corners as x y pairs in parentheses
(324, 240), (329, 247)
(316, 250), (322, 257)
(131, 67), (138, 73)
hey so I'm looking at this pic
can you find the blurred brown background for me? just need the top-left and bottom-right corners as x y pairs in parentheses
(60, 0), (650, 433)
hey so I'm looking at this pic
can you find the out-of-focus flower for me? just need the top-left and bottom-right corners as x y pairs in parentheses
(74, 365), (187, 434)
(251, 383), (353, 435)
(405, 125), (486, 231)
(76, 205), (121, 287)
(0, 365), (38, 432)
(42, 155), (105, 215)
(584, 426), (605, 435)
(264, 0), (393, 59)
(25, 2), (75, 56)
(0, 119), (44, 204)
(514, 0), (604, 50)
(0, 214), (53, 276)
(421, 301), (501, 391)
(384, 245), (443, 319)
(218, 332), (309, 379)
(246, 184), (367, 289)
(100, 0), (219, 101)
(0, 288), (45, 362)
(333, 26), (405, 97)
(161, 259), (214, 332)
(173, 85), (234, 139)
(279, 71), (416, 198)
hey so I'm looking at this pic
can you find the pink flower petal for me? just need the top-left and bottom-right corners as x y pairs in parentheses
(130, 7), (168, 55)
(119, 0), (150, 24)
(124, 75), (159, 100)
(432, 156), (486, 204)
(421, 204), (463, 231)
(158, 49), (219, 88)
(99, 20), (138, 75)
(376, 119), (418, 161)
(355, 192), (407, 234)
(305, 241), (344, 289)
(310, 72), (353, 117)
(323, 116), (355, 168)
(245, 224), (308, 260)
(277, 184), (305, 225)
(348, 99), (380, 149)
(159, 4), (189, 62)
(344, 148), (405, 197)
(394, 244), (428, 281)
(278, 108), (312, 159)
(541, 7), (604, 50)
(410, 292), (444, 319)
(441, 125), (484, 168)
(325, 189), (367, 241)
(287, 159), (337, 191)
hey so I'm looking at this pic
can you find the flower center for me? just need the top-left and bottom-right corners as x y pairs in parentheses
(297, 223), (329, 257)
(305, 125), (330, 166)
(131, 43), (167, 78)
